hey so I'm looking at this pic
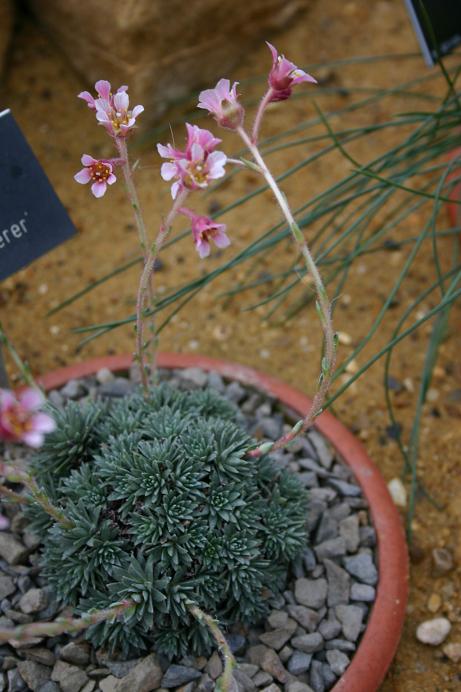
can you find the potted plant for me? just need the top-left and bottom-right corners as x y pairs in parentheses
(0, 44), (408, 692)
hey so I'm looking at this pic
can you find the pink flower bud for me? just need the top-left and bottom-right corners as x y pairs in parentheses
(266, 43), (317, 102)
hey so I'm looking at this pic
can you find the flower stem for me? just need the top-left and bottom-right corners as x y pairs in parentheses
(251, 88), (274, 144)
(0, 484), (30, 505)
(0, 600), (133, 643)
(136, 189), (189, 392)
(115, 138), (158, 384)
(0, 461), (73, 528)
(0, 322), (38, 390)
(237, 126), (336, 456)
(187, 602), (235, 692)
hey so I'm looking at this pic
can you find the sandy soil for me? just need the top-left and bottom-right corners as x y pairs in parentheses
(1, 1), (461, 689)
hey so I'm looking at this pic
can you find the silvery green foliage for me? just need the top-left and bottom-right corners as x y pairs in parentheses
(27, 384), (308, 657)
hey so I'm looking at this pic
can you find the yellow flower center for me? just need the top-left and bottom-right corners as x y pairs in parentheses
(91, 162), (111, 182)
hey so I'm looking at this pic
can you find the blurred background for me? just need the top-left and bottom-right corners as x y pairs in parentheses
(1, 1), (461, 689)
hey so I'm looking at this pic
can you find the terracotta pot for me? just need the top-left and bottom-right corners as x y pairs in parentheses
(37, 353), (408, 692)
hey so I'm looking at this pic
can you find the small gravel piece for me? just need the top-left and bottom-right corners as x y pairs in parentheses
(324, 560), (350, 607)
(326, 650), (349, 676)
(443, 642), (461, 662)
(416, 618), (451, 646)
(0, 575), (15, 600)
(247, 646), (288, 684)
(17, 660), (51, 691)
(285, 682), (315, 692)
(291, 633), (324, 654)
(335, 605), (364, 642)
(314, 538), (347, 561)
(287, 605), (321, 633)
(343, 553), (378, 585)
(161, 664), (202, 688)
(259, 624), (296, 651)
(431, 548), (454, 575)
(0, 533), (29, 565)
(287, 651), (312, 675)
(350, 583), (375, 602)
(19, 588), (48, 614)
(339, 515), (360, 553)
(294, 579), (327, 609)
(51, 660), (89, 692)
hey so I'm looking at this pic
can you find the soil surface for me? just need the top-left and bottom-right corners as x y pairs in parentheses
(1, 1), (461, 690)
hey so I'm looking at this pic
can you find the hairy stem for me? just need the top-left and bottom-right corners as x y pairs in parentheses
(136, 189), (189, 392)
(187, 602), (235, 692)
(237, 126), (336, 456)
(0, 600), (133, 643)
(0, 322), (38, 389)
(0, 484), (30, 505)
(116, 138), (159, 384)
(251, 88), (274, 144)
(0, 461), (72, 528)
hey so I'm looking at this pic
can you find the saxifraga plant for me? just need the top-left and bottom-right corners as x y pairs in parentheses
(25, 384), (308, 658)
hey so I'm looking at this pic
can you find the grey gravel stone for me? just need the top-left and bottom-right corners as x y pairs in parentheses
(278, 645), (293, 663)
(7, 668), (27, 691)
(294, 578), (327, 609)
(36, 683), (60, 692)
(233, 668), (257, 691)
(314, 538), (347, 561)
(339, 515), (360, 552)
(59, 641), (91, 666)
(207, 371), (225, 393)
(335, 605), (364, 642)
(359, 526), (376, 547)
(416, 617), (451, 646)
(51, 660), (89, 692)
(104, 658), (139, 679)
(324, 559), (350, 607)
(287, 605), (321, 633)
(252, 671), (273, 687)
(96, 368), (114, 384)
(291, 633), (323, 654)
(285, 682), (315, 692)
(19, 588), (48, 614)
(238, 664), (259, 678)
(350, 583), (376, 602)
(17, 660), (51, 691)
(25, 649), (56, 666)
(309, 431), (334, 469)
(326, 479), (361, 497)
(0, 576), (15, 600)
(302, 547), (317, 572)
(306, 499), (327, 532)
(309, 660), (326, 692)
(318, 616), (342, 641)
(287, 651), (312, 675)
(325, 638), (356, 652)
(315, 512), (338, 544)
(321, 664), (337, 687)
(259, 624), (296, 651)
(325, 650), (350, 676)
(227, 633), (246, 654)
(99, 378), (133, 398)
(247, 646), (288, 684)
(161, 664), (202, 688)
(0, 534), (28, 565)
(206, 651), (222, 679)
(267, 610), (289, 629)
(343, 553), (378, 585)
(60, 379), (85, 399)
(226, 381), (246, 403)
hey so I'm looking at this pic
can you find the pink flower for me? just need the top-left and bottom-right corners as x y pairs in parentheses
(0, 388), (56, 448)
(74, 155), (117, 198)
(266, 42), (317, 102)
(198, 78), (244, 130)
(0, 515), (9, 531)
(157, 124), (227, 199)
(179, 207), (230, 258)
(78, 80), (143, 137)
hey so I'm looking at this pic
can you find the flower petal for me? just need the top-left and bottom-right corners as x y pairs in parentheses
(0, 390), (16, 409)
(114, 91), (129, 112)
(31, 412), (56, 433)
(213, 230), (231, 248)
(91, 181), (107, 198)
(132, 105), (144, 118)
(74, 168), (92, 184)
(78, 91), (95, 108)
(160, 162), (177, 182)
(95, 80), (111, 100)
(19, 388), (44, 411)
(196, 239), (210, 258)
(22, 431), (45, 448)
(81, 154), (97, 166)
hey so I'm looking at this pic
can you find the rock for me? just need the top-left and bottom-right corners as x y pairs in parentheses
(315, 512), (338, 543)
(427, 593), (442, 613)
(278, 645), (293, 663)
(226, 381), (246, 404)
(309, 660), (325, 692)
(294, 578), (327, 609)
(206, 651), (222, 680)
(285, 682), (315, 692)
(161, 664), (201, 688)
(19, 589), (48, 614)
(51, 661), (89, 692)
(252, 671), (273, 687)
(259, 625), (296, 651)
(324, 559), (350, 606)
(0, 576), (15, 600)
(302, 547), (317, 572)
(197, 673), (214, 692)
(318, 616), (342, 640)
(335, 605), (364, 642)
(25, 648), (56, 666)
(359, 526), (376, 548)
(207, 372), (225, 392)
(343, 554), (378, 585)
(339, 515), (360, 552)
(17, 661), (51, 691)
(309, 431), (334, 469)
(314, 538), (346, 561)
(291, 633), (323, 653)
(247, 645), (288, 683)
(96, 367), (115, 384)
(350, 583), (375, 602)
(81, 682), (96, 692)
(37, 683), (61, 692)
(287, 651), (312, 675)
(432, 548), (454, 575)
(443, 642), (461, 663)
(99, 378), (133, 398)
(99, 677), (118, 692)
(416, 618), (451, 646)
(267, 610), (289, 629)
(259, 686), (280, 692)
(325, 638), (356, 652)
(238, 664), (259, 678)
(7, 668), (27, 692)
(232, 668), (256, 691)
(287, 605), (320, 633)
(325, 649), (349, 676)
(306, 499), (328, 532)
(60, 379), (85, 399)
(59, 641), (91, 666)
(226, 633), (246, 654)
(179, 368), (208, 388)
(326, 479), (361, 497)
(0, 0), (13, 76)
(387, 478), (407, 508)
(0, 534), (28, 565)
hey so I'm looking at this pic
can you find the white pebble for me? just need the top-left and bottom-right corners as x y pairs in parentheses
(387, 478), (407, 508)
(96, 368), (115, 384)
(416, 618), (451, 646)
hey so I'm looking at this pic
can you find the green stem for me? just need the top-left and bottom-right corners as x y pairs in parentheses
(187, 602), (235, 692)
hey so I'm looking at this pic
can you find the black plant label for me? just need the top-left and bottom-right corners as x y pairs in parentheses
(0, 109), (76, 281)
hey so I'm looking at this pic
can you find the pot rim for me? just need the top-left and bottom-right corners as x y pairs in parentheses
(37, 353), (408, 692)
